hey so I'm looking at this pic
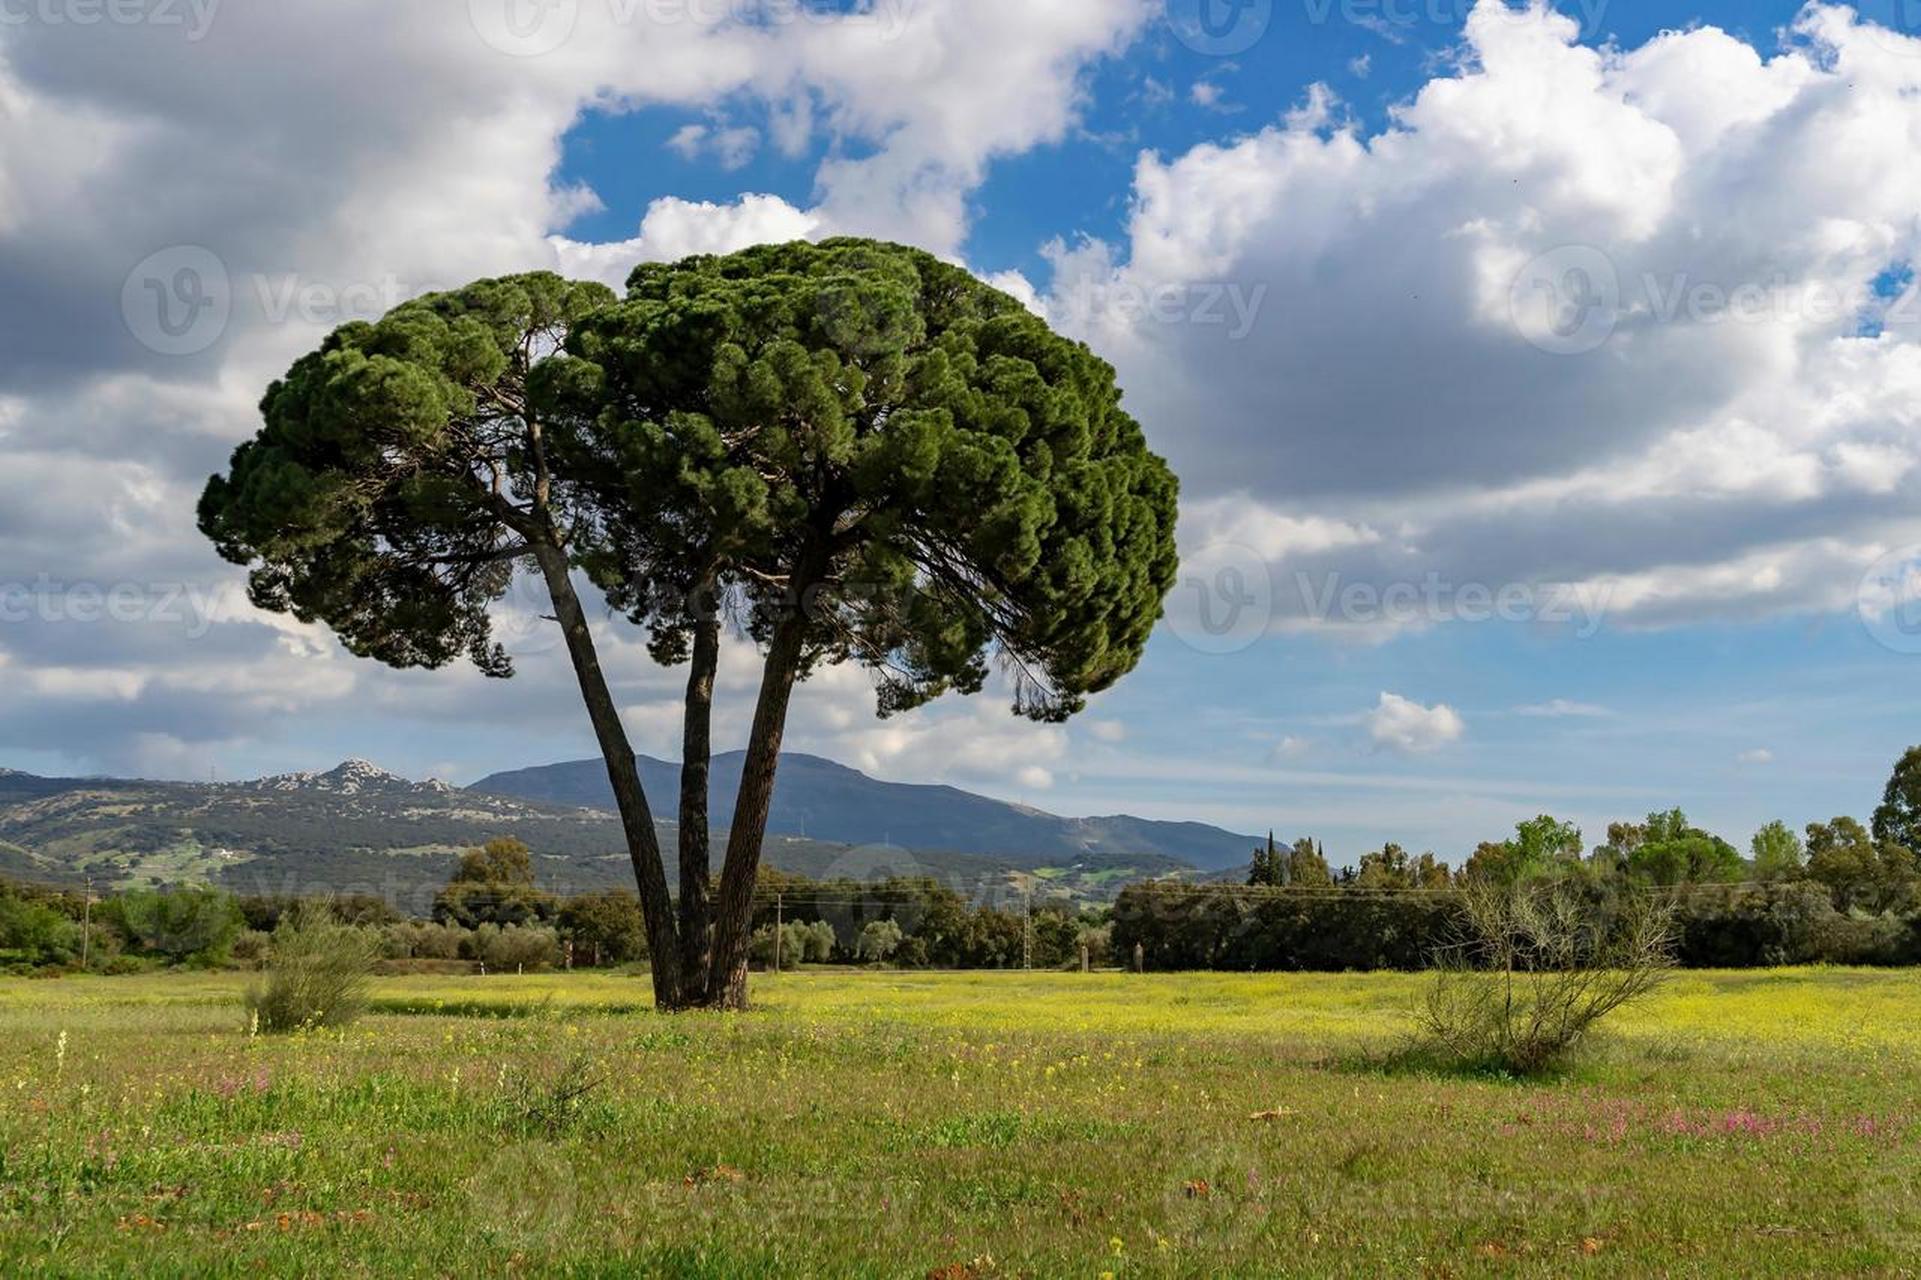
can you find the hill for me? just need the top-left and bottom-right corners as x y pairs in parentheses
(472, 752), (1259, 869)
(0, 759), (1204, 910)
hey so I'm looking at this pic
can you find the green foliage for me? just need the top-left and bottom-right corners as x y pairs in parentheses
(751, 919), (837, 966)
(382, 921), (470, 961)
(562, 238), (1181, 722)
(1620, 810), (1744, 886)
(854, 917), (903, 962)
(434, 838), (557, 928)
(470, 924), (561, 972)
(1285, 836), (1333, 887)
(0, 891), (81, 967)
(1463, 815), (1585, 885)
(451, 838), (536, 886)
(247, 903), (381, 1032)
(109, 887), (243, 965)
(1248, 832), (1286, 887)
(1873, 744), (1921, 851)
(1354, 843), (1451, 890)
(1806, 816), (1918, 913)
(1750, 820), (1805, 881)
(198, 273), (616, 679)
(558, 889), (647, 966)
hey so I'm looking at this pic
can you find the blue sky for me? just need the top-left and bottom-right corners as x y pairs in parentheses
(4, 0), (1921, 866)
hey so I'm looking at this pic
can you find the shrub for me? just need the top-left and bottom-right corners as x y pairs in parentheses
(471, 923), (560, 972)
(558, 889), (646, 966)
(383, 921), (469, 960)
(0, 892), (82, 967)
(750, 920), (834, 967)
(111, 887), (243, 965)
(248, 904), (381, 1032)
(1414, 878), (1674, 1076)
(854, 918), (903, 962)
(230, 929), (273, 969)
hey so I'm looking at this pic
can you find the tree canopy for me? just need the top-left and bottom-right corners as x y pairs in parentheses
(200, 241), (1180, 1009)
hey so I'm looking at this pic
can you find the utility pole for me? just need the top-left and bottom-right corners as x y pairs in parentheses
(773, 892), (783, 975)
(1022, 889), (1033, 970)
(81, 877), (92, 970)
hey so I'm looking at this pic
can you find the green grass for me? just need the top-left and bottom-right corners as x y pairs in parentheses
(1, 968), (1917, 1276)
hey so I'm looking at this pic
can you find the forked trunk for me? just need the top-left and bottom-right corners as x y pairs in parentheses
(700, 613), (809, 1009)
(675, 590), (721, 1005)
(531, 541), (683, 1010)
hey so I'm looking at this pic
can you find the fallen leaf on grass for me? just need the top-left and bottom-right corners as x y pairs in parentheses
(683, 1165), (745, 1187)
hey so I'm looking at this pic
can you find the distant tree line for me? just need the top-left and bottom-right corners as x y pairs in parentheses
(0, 838), (1112, 975)
(1114, 747), (1921, 971)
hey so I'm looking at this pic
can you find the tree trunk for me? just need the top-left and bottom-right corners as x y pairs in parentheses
(675, 587), (721, 1005)
(701, 612), (808, 1009)
(531, 542), (682, 1010)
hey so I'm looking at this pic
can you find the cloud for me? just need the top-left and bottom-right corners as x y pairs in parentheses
(665, 122), (762, 170)
(1366, 693), (1465, 755)
(1043, 2), (1921, 638)
(1087, 720), (1128, 743)
(1271, 735), (1313, 761)
(1737, 748), (1776, 766)
(0, 0), (1149, 777)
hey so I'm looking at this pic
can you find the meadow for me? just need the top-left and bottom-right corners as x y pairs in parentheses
(1, 968), (1917, 1277)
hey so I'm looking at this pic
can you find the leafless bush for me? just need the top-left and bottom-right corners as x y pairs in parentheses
(1416, 879), (1675, 1076)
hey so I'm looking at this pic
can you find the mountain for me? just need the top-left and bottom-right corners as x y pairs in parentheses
(472, 752), (1259, 870)
(0, 759), (1203, 908)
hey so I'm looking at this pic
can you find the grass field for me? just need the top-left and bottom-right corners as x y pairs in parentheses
(1, 968), (1918, 1277)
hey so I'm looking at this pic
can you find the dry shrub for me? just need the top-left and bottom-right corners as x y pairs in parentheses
(1416, 878), (1675, 1076)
